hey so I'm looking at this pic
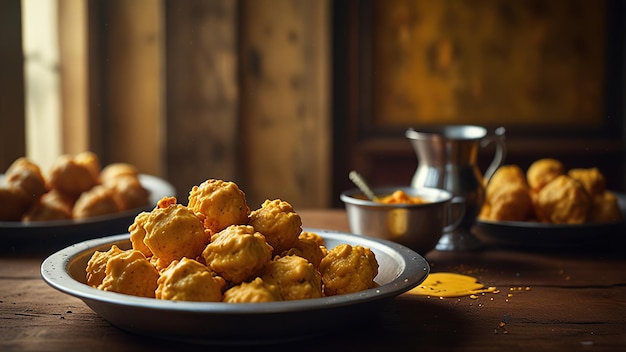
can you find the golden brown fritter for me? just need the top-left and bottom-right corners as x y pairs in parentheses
(98, 249), (159, 298)
(187, 179), (250, 235)
(485, 164), (527, 198)
(319, 244), (378, 296)
(72, 185), (121, 219)
(568, 167), (605, 198)
(4, 157), (47, 205)
(299, 231), (325, 247)
(223, 277), (282, 303)
(248, 199), (302, 256)
(202, 225), (273, 284)
(588, 191), (622, 223)
(23, 189), (73, 221)
(100, 162), (140, 183)
(143, 197), (208, 270)
(85, 245), (125, 287)
(534, 175), (590, 224)
(156, 258), (226, 302)
(281, 236), (327, 269)
(482, 182), (533, 222)
(104, 174), (150, 210)
(48, 154), (99, 198)
(262, 255), (322, 300)
(128, 211), (153, 257)
(73, 151), (101, 181)
(0, 186), (31, 221)
(526, 158), (564, 191)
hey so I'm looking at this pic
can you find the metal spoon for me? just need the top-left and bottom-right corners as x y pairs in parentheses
(348, 170), (378, 201)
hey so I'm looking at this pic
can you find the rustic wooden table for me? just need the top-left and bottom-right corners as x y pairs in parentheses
(1, 209), (625, 351)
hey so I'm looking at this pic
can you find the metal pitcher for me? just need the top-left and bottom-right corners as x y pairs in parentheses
(405, 125), (506, 251)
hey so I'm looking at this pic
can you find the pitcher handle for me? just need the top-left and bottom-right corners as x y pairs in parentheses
(480, 126), (506, 183)
(443, 196), (466, 233)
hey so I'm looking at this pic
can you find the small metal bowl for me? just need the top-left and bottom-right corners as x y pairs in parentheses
(340, 186), (464, 255)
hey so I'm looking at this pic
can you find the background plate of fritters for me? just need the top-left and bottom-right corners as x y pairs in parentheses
(474, 192), (626, 248)
(0, 174), (175, 254)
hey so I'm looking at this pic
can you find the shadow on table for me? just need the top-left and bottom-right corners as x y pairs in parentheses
(93, 297), (470, 351)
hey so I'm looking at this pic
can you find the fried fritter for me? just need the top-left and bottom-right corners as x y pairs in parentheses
(143, 197), (207, 269)
(534, 175), (590, 224)
(4, 157), (47, 205)
(23, 189), (73, 221)
(223, 277), (282, 303)
(100, 162), (139, 183)
(588, 191), (622, 223)
(568, 167), (605, 198)
(85, 244), (125, 287)
(482, 165), (533, 221)
(156, 258), (226, 302)
(248, 199), (302, 256)
(202, 225), (273, 284)
(526, 158), (564, 191)
(483, 182), (533, 222)
(485, 164), (527, 198)
(72, 184), (121, 219)
(262, 255), (322, 300)
(318, 244), (378, 296)
(187, 179), (250, 235)
(0, 186), (31, 221)
(128, 211), (152, 257)
(299, 231), (325, 247)
(104, 174), (150, 210)
(48, 154), (99, 198)
(73, 151), (101, 181)
(281, 236), (327, 269)
(98, 249), (159, 298)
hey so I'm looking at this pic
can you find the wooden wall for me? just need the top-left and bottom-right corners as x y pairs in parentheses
(163, 0), (331, 209)
(8, 0), (620, 212)
(164, 0), (240, 201)
(2, 0), (332, 210)
(0, 0), (26, 168)
(331, 0), (626, 207)
(239, 0), (331, 209)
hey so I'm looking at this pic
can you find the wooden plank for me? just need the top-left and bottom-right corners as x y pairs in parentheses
(21, 0), (64, 171)
(58, 0), (89, 154)
(0, 0), (26, 171)
(239, 0), (331, 209)
(2, 276), (625, 351)
(164, 0), (239, 200)
(101, 0), (163, 177)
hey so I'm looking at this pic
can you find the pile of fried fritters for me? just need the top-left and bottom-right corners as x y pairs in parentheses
(86, 179), (380, 303)
(479, 158), (622, 224)
(0, 152), (149, 221)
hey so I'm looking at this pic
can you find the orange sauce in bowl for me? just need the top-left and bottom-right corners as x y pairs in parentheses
(377, 190), (428, 205)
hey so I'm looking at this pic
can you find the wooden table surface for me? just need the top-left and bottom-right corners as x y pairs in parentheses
(1, 209), (625, 351)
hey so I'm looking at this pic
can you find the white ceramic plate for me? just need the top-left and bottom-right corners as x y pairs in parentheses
(41, 229), (430, 345)
(473, 192), (626, 248)
(1, 174), (175, 253)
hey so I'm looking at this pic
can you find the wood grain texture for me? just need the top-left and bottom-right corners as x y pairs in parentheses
(102, 0), (163, 177)
(239, 0), (331, 209)
(164, 0), (239, 199)
(0, 0), (26, 171)
(58, 0), (89, 155)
